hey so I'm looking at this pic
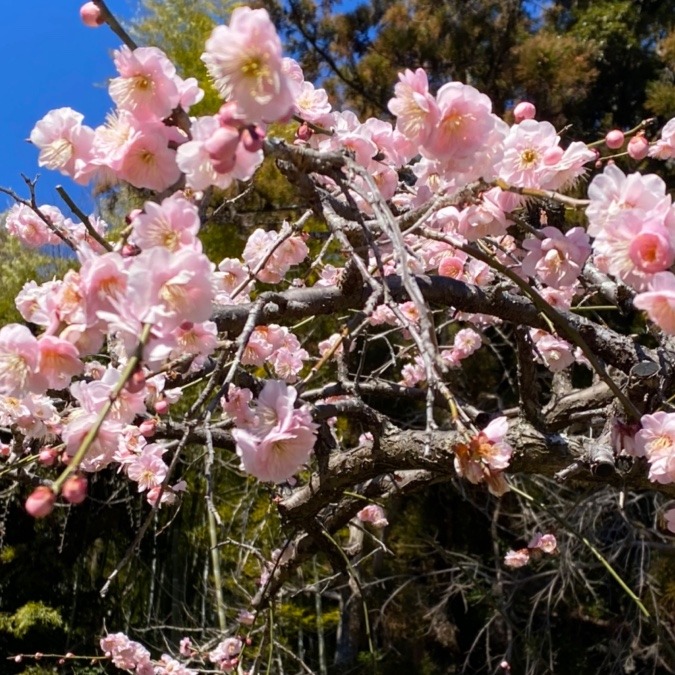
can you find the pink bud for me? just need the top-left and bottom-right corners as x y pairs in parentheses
(139, 419), (157, 438)
(204, 126), (240, 174)
(80, 2), (104, 28)
(241, 125), (265, 153)
(121, 243), (141, 258)
(155, 399), (170, 415)
(14, 655), (22, 663)
(62, 475), (88, 505)
(38, 447), (59, 466)
(513, 101), (536, 122)
(0, 443), (10, 458)
(34, 652), (43, 660)
(25, 487), (55, 518)
(296, 122), (313, 142)
(628, 134), (649, 160)
(126, 369), (146, 394)
(217, 102), (247, 127)
(605, 129), (624, 149)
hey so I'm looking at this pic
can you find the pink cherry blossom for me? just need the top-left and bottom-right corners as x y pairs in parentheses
(457, 188), (508, 241)
(357, 504), (389, 528)
(130, 193), (201, 252)
(71, 367), (147, 423)
(453, 417), (513, 496)
(634, 411), (675, 484)
(231, 380), (318, 483)
(202, 7), (294, 122)
(649, 118), (675, 160)
(318, 333), (344, 359)
(126, 446), (169, 492)
(109, 46), (181, 122)
(293, 80), (333, 124)
(242, 228), (308, 284)
(125, 247), (214, 331)
(628, 222), (675, 274)
(5, 204), (65, 248)
(171, 321), (218, 361)
(504, 548), (530, 568)
(388, 68), (440, 146)
(497, 120), (594, 190)
(586, 165), (671, 238)
(528, 532), (557, 553)
(115, 122), (183, 192)
(30, 107), (95, 183)
(634, 272), (675, 334)
(221, 386), (257, 429)
(521, 226), (591, 289)
(0, 324), (48, 396)
(530, 330), (575, 372)
(209, 637), (243, 672)
(62, 412), (124, 472)
(101, 633), (152, 671)
(37, 335), (83, 390)
(423, 82), (507, 185)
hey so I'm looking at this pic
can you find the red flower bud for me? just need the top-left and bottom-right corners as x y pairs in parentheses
(25, 486), (55, 518)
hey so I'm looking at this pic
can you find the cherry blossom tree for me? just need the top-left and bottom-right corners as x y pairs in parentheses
(3, 1), (675, 673)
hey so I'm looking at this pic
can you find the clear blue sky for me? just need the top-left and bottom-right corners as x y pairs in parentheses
(0, 1), (135, 212)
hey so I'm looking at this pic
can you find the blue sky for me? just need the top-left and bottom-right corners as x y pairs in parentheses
(0, 1), (135, 212)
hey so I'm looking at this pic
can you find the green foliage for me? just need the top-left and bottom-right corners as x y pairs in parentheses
(0, 602), (63, 639)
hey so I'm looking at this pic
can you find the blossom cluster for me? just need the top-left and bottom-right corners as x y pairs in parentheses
(101, 632), (195, 675)
(453, 417), (513, 496)
(7, 0), (675, 575)
(504, 532), (558, 568)
(223, 381), (318, 483)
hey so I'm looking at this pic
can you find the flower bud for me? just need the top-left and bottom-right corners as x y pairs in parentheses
(25, 486), (55, 518)
(628, 134), (649, 160)
(80, 2), (104, 28)
(38, 447), (59, 466)
(121, 243), (141, 258)
(513, 101), (536, 123)
(139, 419), (157, 438)
(296, 122), (313, 142)
(126, 369), (146, 394)
(62, 475), (88, 505)
(605, 129), (624, 149)
(155, 399), (169, 415)
(217, 102), (247, 127)
(241, 125), (265, 153)
(204, 126), (240, 174)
